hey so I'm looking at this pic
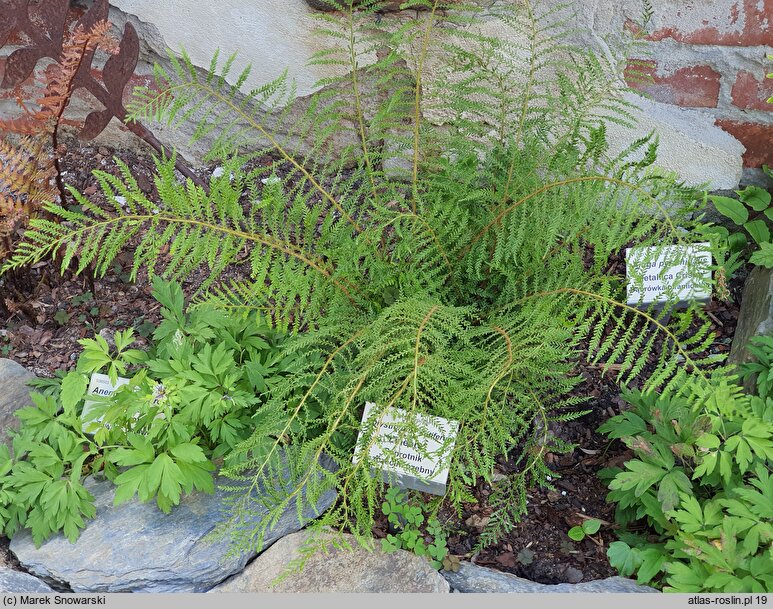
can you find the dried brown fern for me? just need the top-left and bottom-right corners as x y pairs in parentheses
(0, 136), (57, 258)
(0, 19), (118, 260)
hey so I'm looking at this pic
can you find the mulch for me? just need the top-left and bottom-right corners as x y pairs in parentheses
(0, 140), (745, 584)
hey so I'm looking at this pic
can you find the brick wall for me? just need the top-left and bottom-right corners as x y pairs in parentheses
(622, 0), (772, 171)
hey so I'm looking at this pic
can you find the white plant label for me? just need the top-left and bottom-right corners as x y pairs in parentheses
(626, 243), (712, 307)
(81, 373), (129, 433)
(353, 402), (458, 495)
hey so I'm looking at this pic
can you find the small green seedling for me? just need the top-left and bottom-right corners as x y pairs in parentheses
(380, 486), (456, 570)
(568, 518), (602, 542)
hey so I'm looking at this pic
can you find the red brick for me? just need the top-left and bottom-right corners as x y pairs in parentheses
(625, 60), (721, 108)
(715, 120), (773, 168)
(645, 0), (773, 47)
(731, 70), (773, 111)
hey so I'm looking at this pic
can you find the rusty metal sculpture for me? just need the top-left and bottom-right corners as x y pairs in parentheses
(0, 0), (202, 186)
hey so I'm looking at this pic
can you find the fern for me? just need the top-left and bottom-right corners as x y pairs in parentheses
(2, 0), (726, 558)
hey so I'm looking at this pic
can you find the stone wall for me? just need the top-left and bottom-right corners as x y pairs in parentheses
(619, 0), (772, 174)
(1, 0), (771, 189)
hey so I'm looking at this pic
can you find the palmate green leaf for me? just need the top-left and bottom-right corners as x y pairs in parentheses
(664, 560), (710, 592)
(169, 442), (208, 463)
(636, 547), (667, 584)
(176, 460), (216, 495)
(113, 465), (149, 506)
(734, 468), (773, 520)
(657, 470), (692, 513)
(150, 453), (183, 510)
(597, 412), (647, 438)
(11, 464), (52, 505)
(109, 433), (155, 467)
(724, 436), (754, 474)
(610, 460), (668, 497)
(607, 541), (641, 577)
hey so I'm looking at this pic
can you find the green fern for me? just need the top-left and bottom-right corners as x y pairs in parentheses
(2, 0), (726, 559)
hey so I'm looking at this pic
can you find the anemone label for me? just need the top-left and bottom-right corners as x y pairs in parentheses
(626, 243), (712, 307)
(353, 402), (459, 495)
(81, 373), (130, 434)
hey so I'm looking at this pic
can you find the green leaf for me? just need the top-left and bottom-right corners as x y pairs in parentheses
(568, 526), (585, 541)
(695, 433), (720, 450)
(711, 195), (748, 225)
(744, 219), (771, 245)
(617, 460), (667, 497)
(607, 541), (640, 577)
(169, 442), (207, 463)
(737, 185), (771, 211)
(750, 242), (773, 268)
(60, 372), (88, 414)
(657, 470), (692, 512)
(146, 453), (183, 512)
(636, 547), (666, 584)
(597, 412), (647, 438)
(728, 231), (748, 252)
(582, 518), (601, 535)
(114, 465), (148, 505)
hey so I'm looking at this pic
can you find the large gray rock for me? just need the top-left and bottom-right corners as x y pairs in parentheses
(729, 266), (773, 370)
(11, 462), (337, 593)
(0, 359), (35, 448)
(212, 529), (450, 593)
(0, 568), (54, 593)
(442, 562), (658, 593)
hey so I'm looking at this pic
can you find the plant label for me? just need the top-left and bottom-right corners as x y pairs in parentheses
(81, 373), (130, 433)
(626, 243), (712, 308)
(353, 402), (459, 495)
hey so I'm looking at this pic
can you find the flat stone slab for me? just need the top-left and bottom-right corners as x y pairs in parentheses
(442, 562), (658, 593)
(11, 460), (337, 593)
(0, 359), (35, 448)
(212, 530), (450, 593)
(0, 567), (54, 593)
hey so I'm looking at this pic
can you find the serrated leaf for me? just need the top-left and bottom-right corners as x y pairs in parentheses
(597, 412), (647, 438)
(114, 465), (149, 505)
(60, 372), (88, 414)
(617, 460), (667, 497)
(657, 470), (691, 512)
(170, 442), (207, 463)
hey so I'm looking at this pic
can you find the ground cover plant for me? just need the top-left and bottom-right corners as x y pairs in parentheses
(599, 336), (773, 592)
(1, 0), (729, 566)
(0, 277), (304, 546)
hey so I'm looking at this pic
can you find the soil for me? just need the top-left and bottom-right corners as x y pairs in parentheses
(0, 139), (745, 585)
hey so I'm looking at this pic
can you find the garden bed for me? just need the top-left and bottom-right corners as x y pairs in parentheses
(0, 141), (746, 586)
